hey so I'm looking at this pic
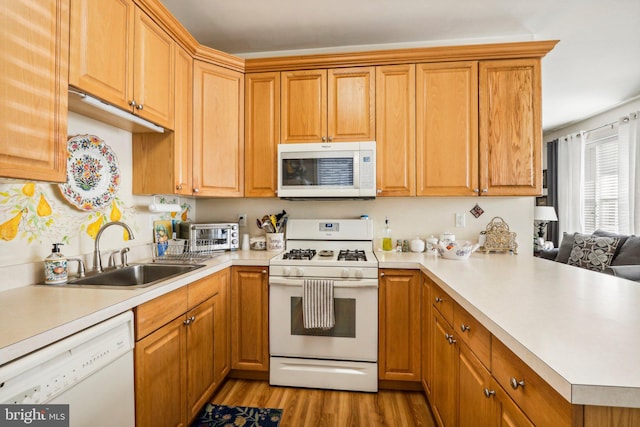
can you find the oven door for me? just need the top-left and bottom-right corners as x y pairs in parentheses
(269, 276), (378, 362)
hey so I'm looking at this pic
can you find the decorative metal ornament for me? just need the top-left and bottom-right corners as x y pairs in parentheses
(480, 217), (518, 254)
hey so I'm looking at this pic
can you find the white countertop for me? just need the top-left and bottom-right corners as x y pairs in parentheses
(2, 248), (639, 408)
(377, 249), (640, 408)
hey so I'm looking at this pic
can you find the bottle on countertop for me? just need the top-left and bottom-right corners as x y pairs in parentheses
(44, 243), (67, 284)
(382, 217), (393, 251)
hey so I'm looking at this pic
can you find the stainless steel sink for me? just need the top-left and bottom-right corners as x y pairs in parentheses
(66, 263), (205, 288)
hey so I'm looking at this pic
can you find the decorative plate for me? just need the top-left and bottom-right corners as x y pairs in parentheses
(59, 135), (120, 211)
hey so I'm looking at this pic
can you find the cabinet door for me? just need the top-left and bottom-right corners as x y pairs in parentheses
(281, 70), (327, 143)
(186, 297), (216, 422)
(174, 45), (193, 196)
(479, 59), (541, 196)
(458, 342), (494, 427)
(421, 273), (433, 398)
(328, 67), (375, 142)
(492, 379), (534, 427)
(133, 7), (174, 128)
(213, 268), (231, 384)
(416, 62), (478, 196)
(231, 266), (269, 371)
(193, 60), (244, 196)
(378, 269), (421, 381)
(432, 310), (457, 427)
(136, 315), (187, 427)
(69, 0), (134, 112)
(245, 72), (280, 197)
(376, 65), (416, 196)
(0, 0), (68, 182)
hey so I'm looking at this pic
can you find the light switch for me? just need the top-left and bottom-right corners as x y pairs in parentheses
(455, 213), (465, 228)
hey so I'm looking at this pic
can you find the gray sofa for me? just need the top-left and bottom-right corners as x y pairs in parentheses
(539, 229), (640, 281)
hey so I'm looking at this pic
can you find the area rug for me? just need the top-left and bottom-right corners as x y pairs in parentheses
(192, 403), (283, 427)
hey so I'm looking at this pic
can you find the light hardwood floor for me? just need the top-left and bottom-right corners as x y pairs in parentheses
(210, 379), (436, 426)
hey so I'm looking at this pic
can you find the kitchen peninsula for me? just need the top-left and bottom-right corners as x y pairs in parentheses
(1, 250), (639, 426)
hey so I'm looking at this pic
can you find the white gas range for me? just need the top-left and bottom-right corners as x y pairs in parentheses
(269, 218), (379, 392)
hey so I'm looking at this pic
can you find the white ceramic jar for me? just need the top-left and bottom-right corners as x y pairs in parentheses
(410, 237), (425, 253)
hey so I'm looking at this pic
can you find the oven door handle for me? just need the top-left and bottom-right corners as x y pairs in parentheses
(269, 277), (378, 288)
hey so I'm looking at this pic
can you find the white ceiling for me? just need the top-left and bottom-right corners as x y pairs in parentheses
(160, 0), (640, 132)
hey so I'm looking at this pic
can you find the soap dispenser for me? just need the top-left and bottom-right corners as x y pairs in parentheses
(44, 243), (67, 284)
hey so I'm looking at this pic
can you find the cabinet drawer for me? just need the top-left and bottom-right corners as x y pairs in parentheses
(431, 283), (453, 325)
(491, 337), (573, 427)
(135, 286), (188, 340)
(454, 303), (491, 368)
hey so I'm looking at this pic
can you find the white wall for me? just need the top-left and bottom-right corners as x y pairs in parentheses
(195, 196), (534, 253)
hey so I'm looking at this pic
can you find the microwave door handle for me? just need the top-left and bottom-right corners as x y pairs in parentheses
(353, 153), (360, 189)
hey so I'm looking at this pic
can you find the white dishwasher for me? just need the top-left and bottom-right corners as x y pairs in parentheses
(0, 311), (135, 427)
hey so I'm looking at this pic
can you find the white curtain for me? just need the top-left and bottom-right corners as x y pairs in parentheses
(618, 111), (640, 234)
(557, 132), (585, 237)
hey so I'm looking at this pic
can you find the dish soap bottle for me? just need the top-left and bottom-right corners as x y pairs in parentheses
(44, 243), (67, 284)
(382, 217), (393, 251)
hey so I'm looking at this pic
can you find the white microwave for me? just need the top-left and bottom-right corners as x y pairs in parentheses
(277, 141), (376, 199)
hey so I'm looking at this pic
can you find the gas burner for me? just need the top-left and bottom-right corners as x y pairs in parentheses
(337, 249), (367, 262)
(318, 250), (334, 257)
(283, 249), (317, 260)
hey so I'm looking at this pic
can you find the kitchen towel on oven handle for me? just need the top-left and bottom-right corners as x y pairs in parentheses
(302, 279), (335, 330)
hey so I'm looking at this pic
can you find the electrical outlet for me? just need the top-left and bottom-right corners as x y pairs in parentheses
(238, 213), (247, 227)
(455, 213), (465, 228)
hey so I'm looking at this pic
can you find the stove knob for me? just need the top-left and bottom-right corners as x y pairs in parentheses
(341, 269), (350, 278)
(295, 267), (304, 277)
(283, 267), (291, 277)
(355, 269), (363, 279)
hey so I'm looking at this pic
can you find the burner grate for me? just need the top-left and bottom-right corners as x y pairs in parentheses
(283, 249), (317, 260)
(337, 249), (367, 262)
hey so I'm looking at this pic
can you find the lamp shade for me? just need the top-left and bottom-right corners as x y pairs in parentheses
(534, 206), (558, 221)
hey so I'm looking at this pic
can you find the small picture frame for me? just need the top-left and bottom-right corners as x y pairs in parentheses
(536, 196), (548, 206)
(153, 220), (172, 257)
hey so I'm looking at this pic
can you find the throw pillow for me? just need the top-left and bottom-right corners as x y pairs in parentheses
(568, 234), (620, 272)
(555, 232), (577, 263)
(592, 229), (629, 260)
(612, 235), (640, 266)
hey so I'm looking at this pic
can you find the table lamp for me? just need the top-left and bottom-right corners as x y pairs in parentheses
(534, 206), (558, 239)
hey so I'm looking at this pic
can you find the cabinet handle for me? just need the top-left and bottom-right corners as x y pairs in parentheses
(473, 188), (480, 193)
(193, 188), (199, 194)
(176, 185), (182, 190)
(189, 315), (195, 323)
(129, 100), (137, 107)
(377, 189), (382, 194)
(380, 272), (385, 277)
(262, 270), (267, 274)
(484, 388), (496, 398)
(328, 136), (333, 142)
(434, 297), (443, 303)
(322, 136), (327, 142)
(510, 377), (525, 390)
(460, 324), (471, 332)
(445, 333), (456, 344)
(183, 318), (191, 325)
(481, 188), (488, 193)
(136, 103), (144, 111)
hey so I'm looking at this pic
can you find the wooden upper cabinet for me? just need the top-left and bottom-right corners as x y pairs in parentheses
(69, 0), (134, 112)
(173, 45), (193, 196)
(245, 72), (280, 197)
(376, 64), (416, 197)
(0, 0), (69, 182)
(69, 0), (174, 129)
(281, 67), (374, 143)
(416, 62), (479, 196)
(193, 60), (244, 197)
(328, 67), (375, 142)
(281, 69), (327, 143)
(479, 59), (541, 196)
(133, 7), (174, 129)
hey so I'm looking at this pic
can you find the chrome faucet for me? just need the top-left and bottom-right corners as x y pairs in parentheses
(93, 221), (135, 272)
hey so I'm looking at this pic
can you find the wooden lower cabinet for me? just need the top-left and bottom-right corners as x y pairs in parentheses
(231, 266), (269, 373)
(420, 273), (432, 399)
(378, 269), (421, 382)
(135, 268), (230, 427)
(432, 309), (457, 426)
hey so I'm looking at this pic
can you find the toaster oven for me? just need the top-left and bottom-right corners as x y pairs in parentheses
(179, 222), (239, 252)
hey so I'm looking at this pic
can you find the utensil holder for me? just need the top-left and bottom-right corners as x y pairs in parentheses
(266, 233), (284, 251)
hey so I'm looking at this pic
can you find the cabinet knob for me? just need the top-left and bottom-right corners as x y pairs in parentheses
(473, 188), (480, 193)
(183, 318), (191, 325)
(483, 388), (496, 398)
(510, 377), (525, 390)
(322, 136), (327, 142)
(193, 188), (199, 194)
(434, 297), (443, 303)
(262, 270), (267, 274)
(376, 189), (382, 194)
(380, 272), (385, 277)
(460, 324), (471, 332)
(481, 188), (488, 193)
(136, 103), (144, 111)
(129, 100), (137, 107)
(328, 136), (333, 142)
(176, 185), (182, 190)
(445, 333), (456, 344)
